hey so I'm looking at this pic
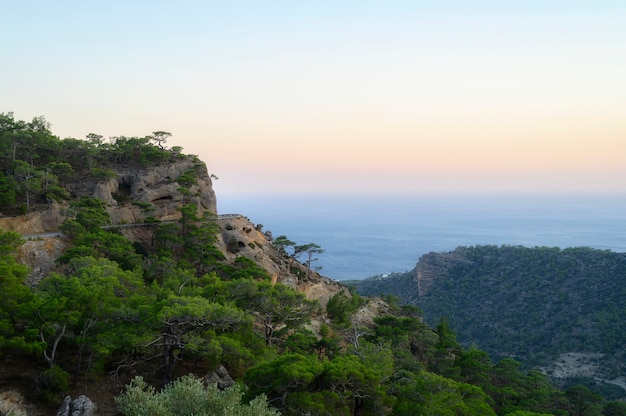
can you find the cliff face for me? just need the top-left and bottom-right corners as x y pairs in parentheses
(71, 157), (217, 225)
(2, 157), (217, 282)
(0, 157), (216, 235)
(414, 251), (473, 296)
(216, 214), (345, 305)
(3, 156), (346, 305)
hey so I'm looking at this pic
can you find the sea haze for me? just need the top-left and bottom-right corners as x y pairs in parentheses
(217, 193), (626, 281)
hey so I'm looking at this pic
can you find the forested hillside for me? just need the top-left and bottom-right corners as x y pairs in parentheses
(2, 113), (626, 415)
(350, 245), (626, 400)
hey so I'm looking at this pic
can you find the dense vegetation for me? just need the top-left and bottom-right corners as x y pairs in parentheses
(350, 245), (626, 400)
(0, 112), (185, 215)
(1, 113), (625, 415)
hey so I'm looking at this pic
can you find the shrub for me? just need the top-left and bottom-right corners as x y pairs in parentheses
(34, 365), (70, 404)
(116, 375), (279, 416)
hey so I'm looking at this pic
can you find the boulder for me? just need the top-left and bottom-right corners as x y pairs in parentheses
(55, 395), (97, 416)
(204, 364), (235, 389)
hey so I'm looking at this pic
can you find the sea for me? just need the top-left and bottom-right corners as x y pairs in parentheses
(217, 193), (626, 281)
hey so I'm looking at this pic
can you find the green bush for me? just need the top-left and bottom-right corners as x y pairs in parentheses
(34, 365), (70, 404)
(116, 375), (279, 416)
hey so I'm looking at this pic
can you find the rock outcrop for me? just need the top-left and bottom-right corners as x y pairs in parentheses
(217, 214), (282, 282)
(0, 390), (26, 416)
(0, 202), (66, 234)
(0, 157), (216, 235)
(216, 214), (346, 306)
(55, 395), (97, 416)
(68, 157), (217, 225)
(204, 365), (236, 390)
(2, 157), (217, 282)
(414, 251), (473, 296)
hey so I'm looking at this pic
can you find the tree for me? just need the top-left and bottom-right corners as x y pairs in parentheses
(604, 400), (626, 416)
(147, 294), (247, 386)
(326, 291), (363, 327)
(245, 353), (325, 412)
(295, 243), (324, 279)
(181, 207), (223, 276)
(390, 370), (496, 416)
(0, 231), (40, 354)
(33, 257), (146, 381)
(324, 343), (395, 415)
(565, 385), (603, 416)
(150, 131), (171, 150)
(430, 316), (463, 375)
(272, 235), (296, 270)
(372, 315), (437, 366)
(71, 197), (110, 230)
(454, 346), (493, 387)
(0, 173), (17, 210)
(237, 282), (317, 346)
(85, 133), (104, 171)
(13, 160), (42, 212)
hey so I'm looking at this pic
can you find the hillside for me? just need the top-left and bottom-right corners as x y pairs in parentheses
(3, 113), (626, 415)
(349, 245), (626, 396)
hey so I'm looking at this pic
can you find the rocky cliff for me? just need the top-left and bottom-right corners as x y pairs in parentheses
(68, 157), (217, 225)
(0, 155), (355, 416)
(414, 251), (473, 296)
(216, 214), (346, 305)
(2, 156), (346, 305)
(0, 157), (216, 235)
(1, 157), (216, 280)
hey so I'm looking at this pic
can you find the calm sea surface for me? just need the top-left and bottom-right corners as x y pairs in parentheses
(217, 193), (626, 281)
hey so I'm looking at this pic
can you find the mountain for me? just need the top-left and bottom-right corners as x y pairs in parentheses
(3, 113), (626, 415)
(348, 245), (626, 395)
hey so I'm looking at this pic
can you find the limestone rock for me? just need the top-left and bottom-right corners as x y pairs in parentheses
(204, 364), (235, 389)
(415, 251), (473, 296)
(216, 215), (283, 282)
(55, 395), (71, 416)
(216, 214), (346, 305)
(114, 158), (217, 221)
(55, 395), (97, 416)
(0, 201), (66, 234)
(0, 390), (26, 416)
(62, 157), (217, 224)
(19, 237), (71, 287)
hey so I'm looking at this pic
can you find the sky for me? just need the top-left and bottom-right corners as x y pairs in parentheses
(2, 1), (625, 196)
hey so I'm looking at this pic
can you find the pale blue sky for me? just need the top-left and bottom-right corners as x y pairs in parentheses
(3, 1), (625, 195)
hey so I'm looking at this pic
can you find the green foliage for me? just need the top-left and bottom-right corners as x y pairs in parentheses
(0, 172), (17, 209)
(390, 370), (496, 416)
(34, 365), (70, 404)
(245, 343), (395, 415)
(234, 281), (318, 346)
(218, 256), (272, 281)
(116, 375), (279, 416)
(372, 314), (437, 368)
(565, 385), (603, 416)
(4, 113), (622, 415)
(176, 168), (198, 190)
(326, 291), (363, 326)
(227, 237), (241, 253)
(604, 400), (626, 416)
(33, 257), (147, 378)
(0, 231), (40, 354)
(61, 228), (142, 270)
(177, 204), (224, 275)
(353, 245), (626, 378)
(90, 167), (117, 179)
(71, 197), (110, 230)
(244, 353), (325, 412)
